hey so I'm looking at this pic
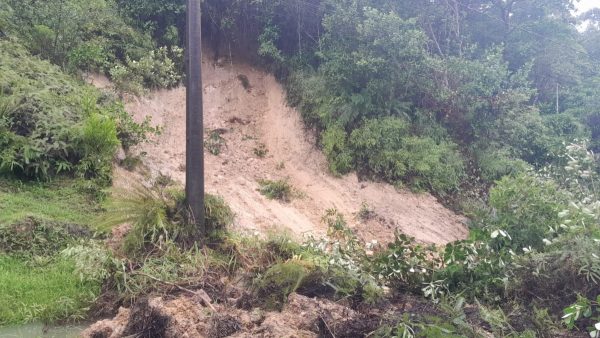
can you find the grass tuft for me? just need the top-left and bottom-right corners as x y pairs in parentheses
(258, 179), (295, 202)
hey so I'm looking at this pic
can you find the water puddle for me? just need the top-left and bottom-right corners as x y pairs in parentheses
(0, 322), (85, 337)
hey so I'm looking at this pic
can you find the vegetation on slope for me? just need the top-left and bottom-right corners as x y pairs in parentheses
(2, 0), (600, 336)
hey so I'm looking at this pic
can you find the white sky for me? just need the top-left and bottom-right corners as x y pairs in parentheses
(575, 0), (599, 14)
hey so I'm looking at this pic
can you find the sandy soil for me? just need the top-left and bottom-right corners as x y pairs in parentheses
(104, 60), (468, 245)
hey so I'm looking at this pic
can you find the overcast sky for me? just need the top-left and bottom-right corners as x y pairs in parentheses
(575, 0), (599, 14)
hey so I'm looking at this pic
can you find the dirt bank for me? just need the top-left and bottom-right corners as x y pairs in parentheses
(103, 60), (467, 244)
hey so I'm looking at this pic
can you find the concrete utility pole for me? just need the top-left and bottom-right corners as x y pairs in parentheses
(186, 0), (205, 238)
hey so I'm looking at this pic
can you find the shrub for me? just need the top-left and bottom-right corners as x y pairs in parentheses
(205, 130), (226, 155)
(321, 126), (353, 175)
(373, 232), (438, 293)
(0, 40), (156, 181)
(110, 46), (182, 94)
(487, 173), (569, 252)
(253, 143), (269, 158)
(0, 41), (86, 179)
(350, 117), (465, 193)
(357, 202), (375, 221)
(67, 41), (108, 73)
(237, 74), (251, 91)
(103, 101), (159, 150)
(100, 183), (234, 254)
(75, 113), (120, 183)
(475, 146), (530, 182)
(508, 235), (600, 312)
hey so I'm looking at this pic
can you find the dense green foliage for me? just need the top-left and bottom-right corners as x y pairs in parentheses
(170, 0), (596, 197)
(0, 1), (162, 182)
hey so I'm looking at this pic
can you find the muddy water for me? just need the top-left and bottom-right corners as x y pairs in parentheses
(0, 322), (85, 337)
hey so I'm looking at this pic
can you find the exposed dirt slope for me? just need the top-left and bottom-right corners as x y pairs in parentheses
(109, 61), (468, 244)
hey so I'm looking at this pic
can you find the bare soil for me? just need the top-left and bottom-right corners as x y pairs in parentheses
(101, 60), (468, 245)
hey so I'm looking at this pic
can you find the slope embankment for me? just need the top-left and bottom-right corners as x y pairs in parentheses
(95, 60), (468, 244)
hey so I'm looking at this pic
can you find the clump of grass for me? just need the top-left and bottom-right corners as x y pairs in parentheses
(253, 143), (268, 158)
(253, 260), (322, 310)
(205, 129), (227, 155)
(99, 180), (234, 255)
(121, 154), (143, 171)
(205, 194), (235, 230)
(258, 179), (295, 202)
(357, 202), (375, 221)
(276, 161), (286, 170)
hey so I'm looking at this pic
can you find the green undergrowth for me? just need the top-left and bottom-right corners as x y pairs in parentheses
(0, 255), (100, 326)
(0, 177), (105, 325)
(0, 215), (103, 325)
(0, 179), (102, 226)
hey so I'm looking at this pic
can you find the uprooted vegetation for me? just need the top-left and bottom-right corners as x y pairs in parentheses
(2, 141), (599, 337)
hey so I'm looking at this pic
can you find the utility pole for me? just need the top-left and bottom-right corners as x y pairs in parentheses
(556, 83), (559, 114)
(186, 0), (205, 238)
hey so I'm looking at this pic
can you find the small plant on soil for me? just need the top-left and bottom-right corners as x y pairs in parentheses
(276, 161), (286, 170)
(253, 259), (321, 310)
(121, 154), (143, 171)
(258, 179), (294, 202)
(356, 201), (375, 221)
(237, 74), (251, 92)
(254, 143), (269, 158)
(205, 129), (227, 155)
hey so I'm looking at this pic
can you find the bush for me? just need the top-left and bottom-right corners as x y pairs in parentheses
(0, 41), (88, 179)
(4, 0), (158, 75)
(101, 183), (234, 254)
(321, 126), (353, 175)
(67, 40), (108, 73)
(0, 40), (156, 182)
(110, 46), (182, 94)
(475, 146), (530, 182)
(508, 235), (600, 313)
(204, 194), (234, 231)
(75, 113), (120, 183)
(350, 117), (465, 193)
(487, 173), (569, 252)
(373, 232), (438, 293)
(205, 130), (226, 155)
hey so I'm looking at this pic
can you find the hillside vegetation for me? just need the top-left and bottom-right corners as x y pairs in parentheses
(1, 0), (600, 337)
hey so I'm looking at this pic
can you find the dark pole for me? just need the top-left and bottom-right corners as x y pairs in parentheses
(186, 0), (205, 238)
